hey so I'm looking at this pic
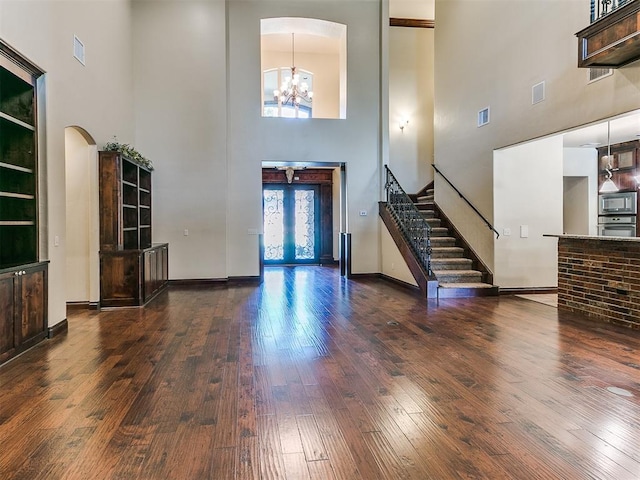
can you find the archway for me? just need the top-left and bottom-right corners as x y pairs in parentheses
(65, 126), (99, 306)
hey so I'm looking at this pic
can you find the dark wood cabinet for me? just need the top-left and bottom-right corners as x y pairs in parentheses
(98, 151), (168, 307)
(0, 43), (47, 366)
(0, 262), (48, 364)
(0, 46), (41, 270)
(597, 141), (640, 193)
(100, 244), (168, 307)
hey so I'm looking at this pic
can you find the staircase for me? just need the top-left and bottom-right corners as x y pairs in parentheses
(413, 188), (498, 297)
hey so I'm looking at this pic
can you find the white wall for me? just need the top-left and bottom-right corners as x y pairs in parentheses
(132, 0), (228, 281)
(64, 128), (95, 303)
(494, 135), (563, 289)
(227, 0), (382, 276)
(435, 0), (640, 275)
(389, 0), (434, 19)
(388, 26), (434, 193)
(1, 0), (135, 326)
(380, 221), (418, 286)
(563, 147), (598, 236)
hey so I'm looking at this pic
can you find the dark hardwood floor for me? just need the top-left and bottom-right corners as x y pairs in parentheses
(1, 266), (639, 479)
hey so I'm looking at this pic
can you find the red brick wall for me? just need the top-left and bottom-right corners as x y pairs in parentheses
(558, 237), (640, 329)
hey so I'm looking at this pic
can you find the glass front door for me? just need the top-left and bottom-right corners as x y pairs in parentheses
(263, 185), (320, 264)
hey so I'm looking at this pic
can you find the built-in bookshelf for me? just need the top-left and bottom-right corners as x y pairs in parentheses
(0, 42), (48, 365)
(0, 55), (38, 269)
(98, 151), (167, 307)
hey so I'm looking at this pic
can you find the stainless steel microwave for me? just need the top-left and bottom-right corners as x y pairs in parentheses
(598, 191), (637, 215)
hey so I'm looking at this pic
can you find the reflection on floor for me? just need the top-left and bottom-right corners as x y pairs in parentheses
(515, 293), (558, 308)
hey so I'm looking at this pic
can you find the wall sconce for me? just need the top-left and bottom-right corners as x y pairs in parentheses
(399, 119), (409, 133)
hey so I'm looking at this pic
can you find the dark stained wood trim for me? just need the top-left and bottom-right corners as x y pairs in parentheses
(169, 279), (227, 286)
(228, 276), (262, 285)
(500, 287), (558, 295)
(262, 168), (333, 184)
(66, 302), (99, 311)
(379, 273), (422, 295)
(390, 18), (435, 29)
(47, 319), (68, 339)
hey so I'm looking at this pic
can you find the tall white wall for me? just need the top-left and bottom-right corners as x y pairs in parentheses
(434, 0), (640, 275)
(227, 0), (382, 276)
(494, 136), (563, 288)
(388, 26), (434, 193)
(1, 0), (135, 326)
(132, 0), (228, 281)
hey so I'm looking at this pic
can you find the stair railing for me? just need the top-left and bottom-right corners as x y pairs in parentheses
(431, 164), (500, 239)
(384, 166), (433, 277)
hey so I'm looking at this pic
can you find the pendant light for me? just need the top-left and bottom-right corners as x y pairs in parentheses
(599, 121), (618, 193)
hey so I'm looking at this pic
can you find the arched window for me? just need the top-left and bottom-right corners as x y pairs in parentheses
(261, 18), (346, 120)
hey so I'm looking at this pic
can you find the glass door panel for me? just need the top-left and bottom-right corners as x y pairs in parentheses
(263, 189), (285, 261)
(294, 189), (315, 260)
(263, 185), (319, 264)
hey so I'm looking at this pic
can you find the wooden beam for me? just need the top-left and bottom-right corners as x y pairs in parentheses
(390, 18), (435, 29)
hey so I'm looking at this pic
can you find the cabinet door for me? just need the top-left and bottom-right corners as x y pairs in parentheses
(17, 267), (46, 345)
(0, 273), (17, 360)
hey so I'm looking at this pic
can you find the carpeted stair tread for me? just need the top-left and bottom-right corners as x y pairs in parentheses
(431, 258), (473, 270)
(431, 246), (464, 258)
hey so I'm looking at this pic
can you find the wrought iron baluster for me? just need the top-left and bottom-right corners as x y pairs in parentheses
(383, 166), (433, 277)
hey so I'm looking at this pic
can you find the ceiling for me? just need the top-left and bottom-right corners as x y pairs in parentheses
(562, 111), (640, 148)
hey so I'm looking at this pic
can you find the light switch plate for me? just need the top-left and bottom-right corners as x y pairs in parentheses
(520, 225), (529, 238)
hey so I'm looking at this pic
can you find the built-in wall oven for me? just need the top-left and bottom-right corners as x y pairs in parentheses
(598, 216), (637, 237)
(598, 191), (637, 237)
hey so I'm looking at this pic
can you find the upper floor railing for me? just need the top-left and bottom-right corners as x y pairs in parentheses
(591, 0), (632, 22)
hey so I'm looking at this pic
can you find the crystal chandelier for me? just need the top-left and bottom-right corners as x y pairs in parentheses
(273, 33), (313, 113)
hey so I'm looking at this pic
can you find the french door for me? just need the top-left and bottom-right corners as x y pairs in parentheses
(263, 185), (320, 264)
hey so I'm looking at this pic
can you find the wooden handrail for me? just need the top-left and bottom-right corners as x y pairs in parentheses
(431, 164), (500, 239)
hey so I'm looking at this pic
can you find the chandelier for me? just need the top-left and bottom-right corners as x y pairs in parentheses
(273, 33), (313, 111)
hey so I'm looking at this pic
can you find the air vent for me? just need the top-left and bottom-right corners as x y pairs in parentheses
(477, 107), (490, 127)
(73, 35), (85, 66)
(589, 67), (612, 83)
(532, 81), (545, 105)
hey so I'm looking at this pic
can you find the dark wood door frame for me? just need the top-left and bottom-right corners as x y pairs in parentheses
(262, 168), (334, 264)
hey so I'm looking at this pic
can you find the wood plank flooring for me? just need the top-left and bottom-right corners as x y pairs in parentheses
(1, 265), (640, 479)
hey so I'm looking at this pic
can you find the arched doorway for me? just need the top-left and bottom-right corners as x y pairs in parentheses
(64, 126), (99, 306)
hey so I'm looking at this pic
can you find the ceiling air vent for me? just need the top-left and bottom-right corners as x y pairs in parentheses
(532, 81), (545, 105)
(477, 107), (490, 127)
(73, 35), (85, 66)
(589, 67), (612, 83)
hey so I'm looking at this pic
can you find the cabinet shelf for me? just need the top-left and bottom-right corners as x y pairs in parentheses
(0, 161), (33, 174)
(0, 111), (34, 131)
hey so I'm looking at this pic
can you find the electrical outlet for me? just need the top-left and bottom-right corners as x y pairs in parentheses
(503, 228), (511, 236)
(183, 229), (189, 236)
(359, 210), (367, 216)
